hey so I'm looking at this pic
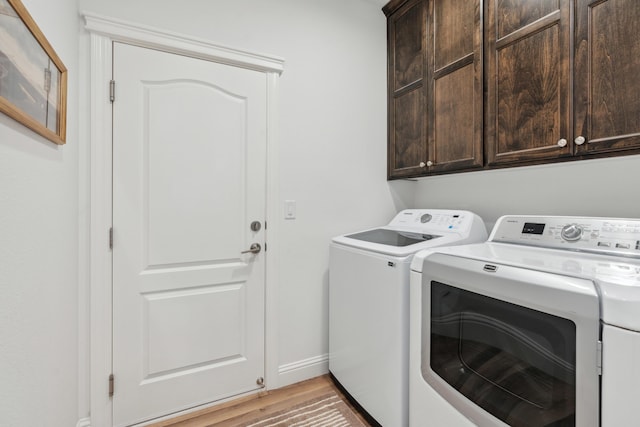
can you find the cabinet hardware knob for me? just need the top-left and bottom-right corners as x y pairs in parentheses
(426, 161), (433, 167)
(575, 136), (586, 145)
(557, 138), (568, 147)
(419, 162), (426, 167)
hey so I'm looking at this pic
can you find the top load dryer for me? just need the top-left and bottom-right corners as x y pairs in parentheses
(329, 209), (487, 427)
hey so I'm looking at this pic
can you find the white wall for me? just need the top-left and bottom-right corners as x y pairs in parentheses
(9, 1), (638, 425)
(0, 0), (80, 426)
(78, 0), (411, 390)
(413, 155), (640, 231)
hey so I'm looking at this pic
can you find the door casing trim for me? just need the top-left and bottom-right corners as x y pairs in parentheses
(84, 13), (283, 426)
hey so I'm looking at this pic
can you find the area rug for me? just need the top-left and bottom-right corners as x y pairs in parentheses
(235, 392), (368, 427)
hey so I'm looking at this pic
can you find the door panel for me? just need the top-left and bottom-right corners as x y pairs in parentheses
(387, 0), (428, 179)
(144, 80), (246, 267)
(574, 0), (640, 153)
(496, 0), (559, 38)
(112, 42), (266, 426)
(393, 87), (426, 171)
(433, 64), (476, 164)
(486, 0), (571, 165)
(428, 0), (483, 173)
(143, 284), (246, 377)
(496, 27), (561, 153)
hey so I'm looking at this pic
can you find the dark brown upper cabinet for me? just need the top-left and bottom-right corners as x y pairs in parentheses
(485, 0), (572, 166)
(574, 0), (640, 155)
(385, 0), (428, 179)
(385, 0), (640, 178)
(486, 0), (640, 166)
(385, 0), (482, 179)
(427, 0), (483, 174)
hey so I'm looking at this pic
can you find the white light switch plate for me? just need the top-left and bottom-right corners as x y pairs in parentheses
(284, 200), (296, 219)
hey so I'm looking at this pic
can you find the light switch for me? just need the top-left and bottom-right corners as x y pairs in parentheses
(284, 200), (296, 219)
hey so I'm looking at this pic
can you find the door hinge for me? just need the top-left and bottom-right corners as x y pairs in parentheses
(108, 374), (114, 397)
(109, 227), (113, 250)
(596, 340), (603, 376)
(109, 80), (115, 103)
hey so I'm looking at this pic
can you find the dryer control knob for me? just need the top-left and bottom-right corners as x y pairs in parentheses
(561, 224), (583, 242)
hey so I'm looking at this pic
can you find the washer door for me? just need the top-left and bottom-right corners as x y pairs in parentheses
(420, 253), (600, 427)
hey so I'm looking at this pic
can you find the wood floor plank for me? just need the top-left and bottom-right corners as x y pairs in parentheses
(147, 375), (372, 427)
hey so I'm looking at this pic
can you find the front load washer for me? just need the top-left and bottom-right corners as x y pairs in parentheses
(409, 215), (640, 427)
(330, 209), (487, 427)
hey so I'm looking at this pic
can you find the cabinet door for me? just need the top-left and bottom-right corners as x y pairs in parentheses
(427, 0), (483, 174)
(574, 0), (640, 155)
(486, 0), (571, 166)
(387, 0), (428, 179)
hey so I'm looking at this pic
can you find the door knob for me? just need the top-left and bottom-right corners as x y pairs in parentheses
(241, 243), (262, 254)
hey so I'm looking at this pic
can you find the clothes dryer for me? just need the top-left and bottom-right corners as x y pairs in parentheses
(330, 209), (487, 427)
(409, 215), (640, 427)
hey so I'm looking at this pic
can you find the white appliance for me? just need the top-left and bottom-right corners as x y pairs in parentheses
(409, 215), (640, 427)
(330, 209), (488, 427)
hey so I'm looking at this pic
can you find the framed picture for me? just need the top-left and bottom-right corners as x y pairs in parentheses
(0, 0), (67, 145)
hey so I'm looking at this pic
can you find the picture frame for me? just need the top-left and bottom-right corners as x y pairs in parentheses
(0, 0), (67, 145)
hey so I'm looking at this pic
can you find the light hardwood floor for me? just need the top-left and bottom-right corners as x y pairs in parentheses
(147, 375), (374, 427)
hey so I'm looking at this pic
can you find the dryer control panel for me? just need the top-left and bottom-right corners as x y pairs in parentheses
(490, 215), (640, 258)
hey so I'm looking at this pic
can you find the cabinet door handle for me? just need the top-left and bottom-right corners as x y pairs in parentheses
(419, 162), (426, 167)
(557, 138), (568, 147)
(575, 136), (586, 145)
(426, 161), (433, 167)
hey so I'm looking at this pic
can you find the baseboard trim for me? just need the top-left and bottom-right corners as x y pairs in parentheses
(277, 353), (329, 388)
(76, 417), (91, 427)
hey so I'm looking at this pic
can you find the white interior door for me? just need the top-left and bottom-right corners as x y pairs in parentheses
(112, 42), (267, 426)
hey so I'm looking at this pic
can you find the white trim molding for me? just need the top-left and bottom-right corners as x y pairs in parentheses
(87, 31), (114, 427)
(83, 13), (284, 74)
(76, 417), (91, 427)
(264, 72), (281, 391)
(84, 13), (283, 427)
(278, 354), (330, 388)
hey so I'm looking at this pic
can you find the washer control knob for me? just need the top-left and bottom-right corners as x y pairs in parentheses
(561, 224), (583, 242)
(421, 213), (432, 223)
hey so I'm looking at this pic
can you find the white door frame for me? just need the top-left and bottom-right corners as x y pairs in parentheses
(84, 13), (284, 427)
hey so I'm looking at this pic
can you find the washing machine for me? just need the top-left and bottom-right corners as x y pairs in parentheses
(409, 215), (640, 427)
(329, 209), (488, 427)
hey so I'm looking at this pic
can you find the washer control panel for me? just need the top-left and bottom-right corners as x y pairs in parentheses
(389, 209), (474, 232)
(491, 215), (640, 257)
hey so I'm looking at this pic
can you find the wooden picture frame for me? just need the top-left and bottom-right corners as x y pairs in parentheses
(0, 0), (67, 145)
